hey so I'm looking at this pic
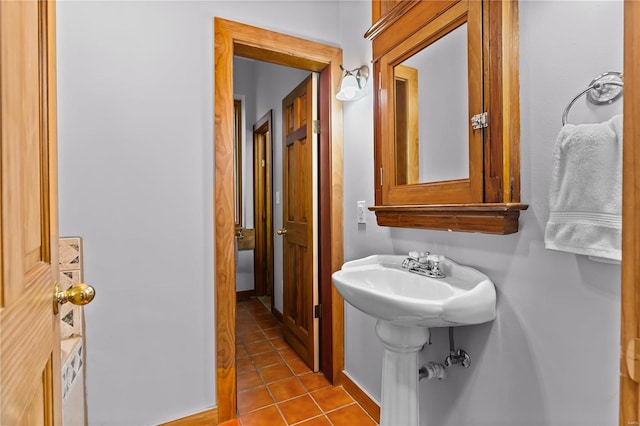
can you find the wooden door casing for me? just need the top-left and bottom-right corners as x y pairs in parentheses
(282, 74), (319, 372)
(0, 1), (61, 424)
(620, 1), (640, 423)
(214, 18), (344, 421)
(253, 111), (274, 301)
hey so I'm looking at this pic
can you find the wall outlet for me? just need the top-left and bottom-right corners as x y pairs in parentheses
(357, 200), (367, 224)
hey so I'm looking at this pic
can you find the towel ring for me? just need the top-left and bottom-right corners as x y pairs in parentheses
(562, 71), (624, 126)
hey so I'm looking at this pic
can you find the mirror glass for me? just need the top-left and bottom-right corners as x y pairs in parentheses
(234, 99), (243, 227)
(394, 23), (469, 185)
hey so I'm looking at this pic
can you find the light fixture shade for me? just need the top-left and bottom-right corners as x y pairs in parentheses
(337, 74), (363, 101)
(336, 65), (369, 101)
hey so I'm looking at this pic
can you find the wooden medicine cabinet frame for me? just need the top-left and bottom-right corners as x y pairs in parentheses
(367, 0), (528, 234)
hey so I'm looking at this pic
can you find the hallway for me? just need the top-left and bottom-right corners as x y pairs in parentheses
(235, 298), (376, 425)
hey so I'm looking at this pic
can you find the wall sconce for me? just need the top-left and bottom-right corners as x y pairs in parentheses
(336, 65), (369, 101)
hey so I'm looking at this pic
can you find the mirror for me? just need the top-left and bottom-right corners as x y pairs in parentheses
(394, 23), (469, 185)
(376, 1), (484, 207)
(234, 99), (243, 227)
(367, 0), (527, 234)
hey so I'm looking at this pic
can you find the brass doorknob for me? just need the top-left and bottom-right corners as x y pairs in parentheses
(277, 228), (287, 235)
(53, 283), (95, 314)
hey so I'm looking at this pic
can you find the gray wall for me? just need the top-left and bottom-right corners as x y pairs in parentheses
(57, 0), (623, 425)
(56, 2), (338, 424)
(339, 1), (622, 425)
(233, 58), (255, 292)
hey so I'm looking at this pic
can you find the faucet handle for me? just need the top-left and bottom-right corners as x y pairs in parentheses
(408, 250), (430, 260)
(427, 255), (445, 277)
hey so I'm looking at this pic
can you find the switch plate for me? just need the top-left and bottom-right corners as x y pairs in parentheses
(357, 200), (367, 224)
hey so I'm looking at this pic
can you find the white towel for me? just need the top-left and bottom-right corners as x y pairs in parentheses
(544, 114), (623, 262)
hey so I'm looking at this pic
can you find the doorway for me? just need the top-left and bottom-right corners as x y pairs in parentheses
(214, 18), (345, 422)
(253, 110), (274, 311)
(232, 48), (325, 406)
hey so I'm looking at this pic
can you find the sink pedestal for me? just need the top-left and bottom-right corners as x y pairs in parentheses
(375, 320), (431, 426)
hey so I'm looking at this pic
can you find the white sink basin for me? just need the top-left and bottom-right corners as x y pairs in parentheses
(333, 254), (496, 425)
(332, 254), (496, 327)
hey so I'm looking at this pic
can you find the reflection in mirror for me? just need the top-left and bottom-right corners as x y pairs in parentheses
(394, 23), (469, 185)
(394, 65), (419, 185)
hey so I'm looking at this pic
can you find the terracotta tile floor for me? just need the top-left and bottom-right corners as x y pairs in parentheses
(236, 298), (377, 426)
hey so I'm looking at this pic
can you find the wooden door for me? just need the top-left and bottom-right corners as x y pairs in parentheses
(253, 111), (274, 301)
(620, 1), (640, 423)
(281, 74), (319, 371)
(0, 1), (62, 424)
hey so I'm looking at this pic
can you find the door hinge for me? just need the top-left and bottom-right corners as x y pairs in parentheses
(471, 112), (489, 130)
(626, 338), (640, 383)
(379, 167), (383, 186)
(313, 120), (320, 134)
(314, 304), (322, 319)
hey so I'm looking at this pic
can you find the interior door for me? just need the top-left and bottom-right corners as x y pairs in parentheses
(281, 74), (319, 371)
(0, 1), (61, 424)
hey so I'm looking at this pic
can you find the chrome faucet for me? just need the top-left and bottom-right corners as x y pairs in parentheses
(402, 251), (446, 278)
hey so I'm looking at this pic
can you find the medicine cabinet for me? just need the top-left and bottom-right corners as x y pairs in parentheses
(366, 0), (528, 234)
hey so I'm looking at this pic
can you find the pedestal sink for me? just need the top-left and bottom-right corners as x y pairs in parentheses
(332, 255), (496, 426)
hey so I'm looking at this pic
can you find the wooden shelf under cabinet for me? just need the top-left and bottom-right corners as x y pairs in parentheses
(369, 203), (529, 235)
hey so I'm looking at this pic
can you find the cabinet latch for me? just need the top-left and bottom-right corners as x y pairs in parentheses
(471, 112), (489, 130)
